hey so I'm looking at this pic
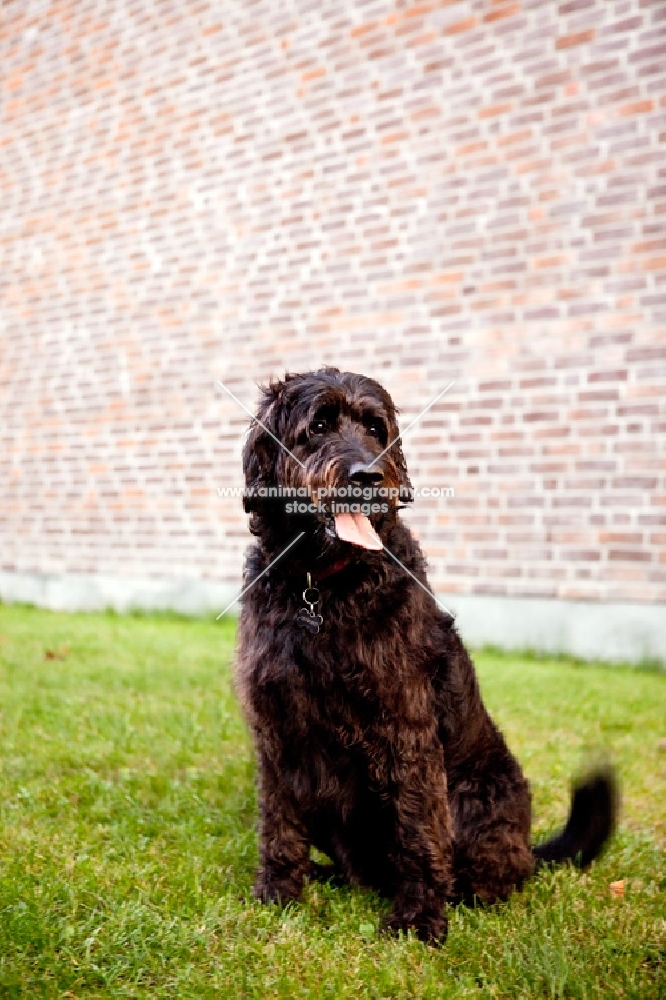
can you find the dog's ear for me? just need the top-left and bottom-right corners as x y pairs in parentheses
(242, 381), (285, 513)
(392, 436), (414, 503)
(382, 396), (414, 504)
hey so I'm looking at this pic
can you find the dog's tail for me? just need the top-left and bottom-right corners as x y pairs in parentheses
(532, 767), (618, 869)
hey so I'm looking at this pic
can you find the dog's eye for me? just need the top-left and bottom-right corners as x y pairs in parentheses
(362, 413), (387, 442)
(310, 419), (327, 435)
(366, 420), (387, 442)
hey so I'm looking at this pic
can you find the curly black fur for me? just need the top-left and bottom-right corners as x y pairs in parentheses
(235, 368), (617, 943)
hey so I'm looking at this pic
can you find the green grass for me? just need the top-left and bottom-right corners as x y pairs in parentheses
(0, 605), (663, 999)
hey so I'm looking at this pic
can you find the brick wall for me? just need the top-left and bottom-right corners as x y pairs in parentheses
(1, 0), (665, 606)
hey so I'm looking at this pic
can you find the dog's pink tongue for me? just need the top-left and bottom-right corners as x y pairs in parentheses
(334, 512), (383, 550)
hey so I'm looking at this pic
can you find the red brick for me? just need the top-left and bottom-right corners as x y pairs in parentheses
(445, 17), (478, 35)
(618, 99), (654, 115)
(484, 4), (521, 23)
(556, 28), (596, 49)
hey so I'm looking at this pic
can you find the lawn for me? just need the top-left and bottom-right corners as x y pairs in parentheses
(0, 604), (663, 999)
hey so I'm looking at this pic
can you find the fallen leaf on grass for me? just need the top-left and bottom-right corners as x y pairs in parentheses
(45, 644), (69, 660)
(609, 879), (626, 898)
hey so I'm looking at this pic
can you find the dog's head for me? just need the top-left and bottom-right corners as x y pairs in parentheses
(242, 368), (413, 554)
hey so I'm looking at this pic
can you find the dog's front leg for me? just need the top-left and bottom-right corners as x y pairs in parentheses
(253, 750), (310, 905)
(386, 737), (453, 943)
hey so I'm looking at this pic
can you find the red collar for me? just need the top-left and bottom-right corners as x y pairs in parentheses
(311, 555), (356, 582)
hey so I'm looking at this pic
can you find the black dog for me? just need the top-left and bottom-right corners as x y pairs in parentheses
(235, 367), (616, 942)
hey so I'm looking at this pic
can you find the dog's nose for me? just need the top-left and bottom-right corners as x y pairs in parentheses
(349, 462), (383, 486)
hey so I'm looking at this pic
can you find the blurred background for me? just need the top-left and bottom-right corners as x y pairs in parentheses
(1, 0), (664, 663)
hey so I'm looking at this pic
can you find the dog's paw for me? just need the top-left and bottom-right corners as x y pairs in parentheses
(253, 874), (302, 906)
(384, 880), (450, 944)
(253, 881), (286, 905)
(382, 910), (448, 946)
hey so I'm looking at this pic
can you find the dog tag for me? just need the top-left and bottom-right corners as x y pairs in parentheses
(295, 607), (324, 634)
(295, 573), (323, 633)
